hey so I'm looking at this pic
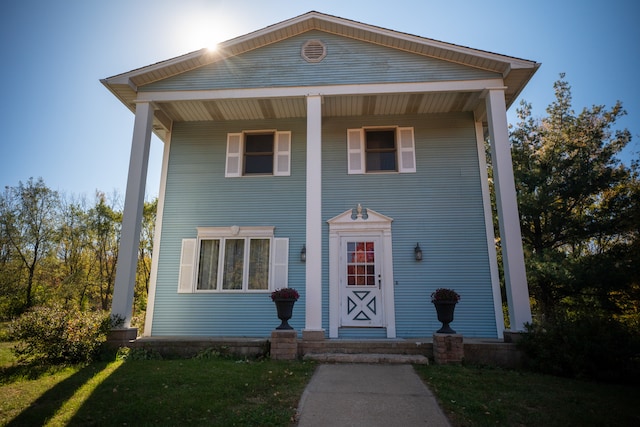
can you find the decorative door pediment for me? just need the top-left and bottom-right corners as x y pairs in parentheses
(327, 204), (393, 232)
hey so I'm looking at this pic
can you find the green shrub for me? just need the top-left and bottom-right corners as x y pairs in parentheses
(9, 304), (113, 364)
(518, 311), (640, 383)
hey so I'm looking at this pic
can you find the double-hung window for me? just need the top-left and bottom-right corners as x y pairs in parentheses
(347, 126), (416, 174)
(178, 226), (289, 293)
(225, 131), (291, 177)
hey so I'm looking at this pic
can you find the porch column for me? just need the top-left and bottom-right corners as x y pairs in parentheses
(304, 95), (324, 337)
(111, 101), (154, 328)
(484, 88), (532, 331)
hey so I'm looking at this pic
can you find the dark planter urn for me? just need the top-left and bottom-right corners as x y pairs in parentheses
(433, 301), (457, 334)
(274, 298), (296, 330)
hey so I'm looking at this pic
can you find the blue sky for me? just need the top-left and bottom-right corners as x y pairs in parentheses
(1, 0), (638, 198)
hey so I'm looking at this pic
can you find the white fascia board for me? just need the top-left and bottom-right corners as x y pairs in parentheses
(102, 48), (212, 86)
(286, 12), (536, 71)
(136, 79), (506, 103)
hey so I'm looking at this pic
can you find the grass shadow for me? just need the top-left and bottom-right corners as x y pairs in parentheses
(0, 360), (67, 384)
(4, 361), (112, 426)
(67, 358), (315, 426)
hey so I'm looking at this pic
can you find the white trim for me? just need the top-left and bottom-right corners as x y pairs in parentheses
(484, 88), (532, 331)
(178, 238), (197, 293)
(191, 226), (277, 293)
(305, 95), (324, 333)
(347, 126), (416, 174)
(274, 131), (291, 176)
(397, 127), (416, 173)
(272, 238), (289, 289)
(224, 133), (243, 177)
(143, 131), (172, 336)
(197, 226), (275, 238)
(475, 121), (505, 339)
(226, 131), (291, 177)
(327, 208), (396, 338)
(111, 101), (154, 328)
(103, 11), (537, 87)
(347, 128), (365, 174)
(136, 79), (506, 103)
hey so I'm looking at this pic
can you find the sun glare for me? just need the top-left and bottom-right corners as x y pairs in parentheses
(177, 14), (233, 52)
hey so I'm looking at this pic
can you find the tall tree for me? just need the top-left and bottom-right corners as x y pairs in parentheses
(132, 198), (157, 329)
(87, 192), (122, 310)
(56, 196), (92, 307)
(0, 178), (60, 310)
(509, 74), (638, 318)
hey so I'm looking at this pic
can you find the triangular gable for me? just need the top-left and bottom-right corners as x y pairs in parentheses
(142, 30), (501, 93)
(102, 11), (538, 102)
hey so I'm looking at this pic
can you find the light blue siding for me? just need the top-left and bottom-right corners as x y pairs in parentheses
(322, 112), (496, 338)
(141, 31), (499, 92)
(152, 112), (498, 338)
(152, 118), (307, 336)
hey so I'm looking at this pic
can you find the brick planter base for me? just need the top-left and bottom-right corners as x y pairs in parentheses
(270, 330), (298, 360)
(433, 333), (464, 364)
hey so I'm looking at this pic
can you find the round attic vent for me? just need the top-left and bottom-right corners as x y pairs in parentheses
(301, 40), (326, 63)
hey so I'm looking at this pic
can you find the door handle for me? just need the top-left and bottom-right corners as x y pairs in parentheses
(378, 274), (381, 289)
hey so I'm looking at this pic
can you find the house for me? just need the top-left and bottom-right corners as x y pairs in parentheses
(102, 11), (539, 341)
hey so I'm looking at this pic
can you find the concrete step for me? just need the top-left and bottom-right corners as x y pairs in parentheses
(303, 352), (429, 364)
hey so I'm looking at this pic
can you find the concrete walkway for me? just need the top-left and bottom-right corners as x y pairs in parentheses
(296, 364), (451, 426)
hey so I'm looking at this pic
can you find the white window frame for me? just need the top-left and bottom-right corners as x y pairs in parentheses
(347, 126), (416, 174)
(178, 226), (289, 294)
(225, 130), (291, 177)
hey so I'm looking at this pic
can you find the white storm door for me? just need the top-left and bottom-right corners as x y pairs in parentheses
(340, 237), (384, 327)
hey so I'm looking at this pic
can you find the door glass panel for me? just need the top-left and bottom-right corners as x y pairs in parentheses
(346, 241), (375, 287)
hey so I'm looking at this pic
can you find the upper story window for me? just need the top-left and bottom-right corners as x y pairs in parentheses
(347, 127), (416, 174)
(244, 133), (275, 174)
(365, 129), (396, 172)
(225, 131), (291, 177)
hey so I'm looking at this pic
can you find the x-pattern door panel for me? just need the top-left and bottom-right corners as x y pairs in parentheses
(341, 239), (383, 327)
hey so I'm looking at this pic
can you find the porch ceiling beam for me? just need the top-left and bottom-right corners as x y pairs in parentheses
(135, 79), (506, 103)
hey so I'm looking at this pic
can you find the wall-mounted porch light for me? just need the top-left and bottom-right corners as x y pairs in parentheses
(414, 243), (423, 261)
(300, 244), (306, 262)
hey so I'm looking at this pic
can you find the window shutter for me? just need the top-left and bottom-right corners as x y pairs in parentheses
(178, 238), (196, 293)
(397, 127), (416, 173)
(271, 238), (289, 289)
(225, 133), (243, 177)
(274, 131), (291, 176)
(347, 128), (365, 174)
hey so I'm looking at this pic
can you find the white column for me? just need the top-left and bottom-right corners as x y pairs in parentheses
(485, 88), (532, 331)
(304, 95), (324, 335)
(475, 121), (506, 338)
(111, 101), (154, 328)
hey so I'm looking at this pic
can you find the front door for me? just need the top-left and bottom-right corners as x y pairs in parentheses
(340, 237), (383, 327)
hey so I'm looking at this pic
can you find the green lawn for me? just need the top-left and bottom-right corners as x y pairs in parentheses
(415, 364), (640, 427)
(2, 341), (639, 427)
(0, 343), (315, 426)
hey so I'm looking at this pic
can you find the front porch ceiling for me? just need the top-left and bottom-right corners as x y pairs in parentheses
(154, 91), (484, 124)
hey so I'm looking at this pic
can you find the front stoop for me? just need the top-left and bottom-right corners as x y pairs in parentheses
(303, 353), (429, 364)
(124, 336), (522, 368)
